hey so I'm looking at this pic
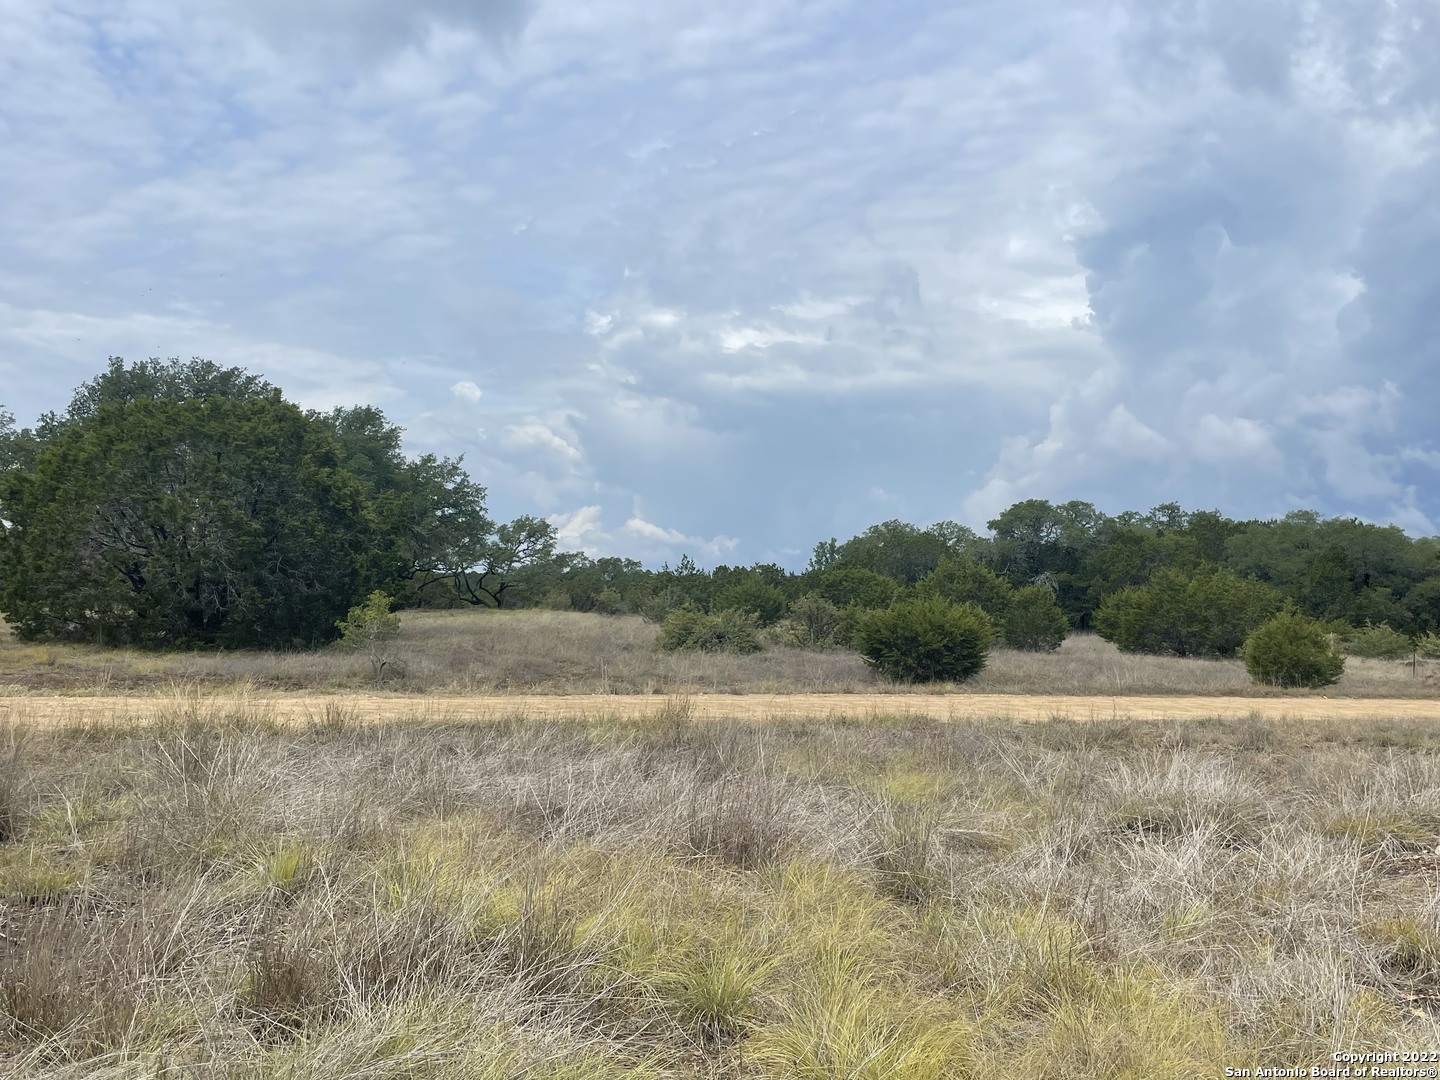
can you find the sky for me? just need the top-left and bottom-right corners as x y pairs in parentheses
(1, 0), (1437, 567)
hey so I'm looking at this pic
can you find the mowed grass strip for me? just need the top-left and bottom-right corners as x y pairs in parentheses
(3, 709), (1440, 1077)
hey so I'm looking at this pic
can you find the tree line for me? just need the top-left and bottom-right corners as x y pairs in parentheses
(3, 358), (1438, 660)
(0, 359), (558, 647)
(544, 505), (1440, 657)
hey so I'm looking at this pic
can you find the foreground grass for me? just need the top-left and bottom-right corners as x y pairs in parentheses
(3, 610), (1436, 697)
(3, 706), (1440, 1077)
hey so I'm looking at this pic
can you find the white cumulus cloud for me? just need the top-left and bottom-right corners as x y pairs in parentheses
(450, 380), (483, 402)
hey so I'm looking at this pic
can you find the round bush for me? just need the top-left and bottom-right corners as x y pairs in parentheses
(1001, 585), (1069, 652)
(916, 557), (1013, 620)
(711, 580), (788, 627)
(591, 587), (625, 615)
(1243, 612), (1345, 689)
(854, 597), (992, 684)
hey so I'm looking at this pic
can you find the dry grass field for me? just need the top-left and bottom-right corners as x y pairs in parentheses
(4, 608), (1439, 1076)
(2, 610), (1437, 698)
(6, 689), (1440, 732)
(5, 704), (1440, 1077)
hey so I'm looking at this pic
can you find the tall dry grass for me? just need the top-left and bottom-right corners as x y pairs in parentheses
(2, 705), (1440, 1076)
(3, 610), (1436, 698)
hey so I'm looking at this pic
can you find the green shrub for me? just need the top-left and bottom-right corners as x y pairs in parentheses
(657, 609), (765, 654)
(711, 580), (788, 627)
(1243, 612), (1345, 689)
(772, 595), (842, 648)
(1094, 565), (1282, 658)
(802, 568), (900, 611)
(1001, 586), (1069, 652)
(834, 604), (867, 648)
(854, 598), (991, 684)
(591, 587), (625, 616)
(335, 591), (401, 677)
(1416, 632), (1440, 660)
(634, 586), (687, 624)
(1342, 622), (1414, 660)
(916, 558), (1013, 621)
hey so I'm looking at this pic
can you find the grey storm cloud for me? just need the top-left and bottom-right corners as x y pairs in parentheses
(0, 0), (1436, 564)
(221, 0), (536, 58)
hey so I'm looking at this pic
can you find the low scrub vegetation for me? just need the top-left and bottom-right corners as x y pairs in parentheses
(655, 608), (765, 655)
(999, 585), (1069, 652)
(2, 708), (1440, 1076)
(1095, 565), (1283, 658)
(1243, 611), (1346, 689)
(771, 595), (843, 649)
(1344, 623), (1417, 660)
(854, 598), (992, 683)
(334, 590), (403, 679)
(2, 610), (1437, 697)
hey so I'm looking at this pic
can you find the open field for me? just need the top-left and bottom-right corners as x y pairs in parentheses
(5, 705), (1440, 1077)
(3, 610), (1437, 698)
(4, 609), (1439, 1074)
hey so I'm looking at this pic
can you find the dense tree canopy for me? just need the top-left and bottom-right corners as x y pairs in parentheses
(0, 390), (372, 646)
(0, 359), (557, 646)
(815, 519), (978, 584)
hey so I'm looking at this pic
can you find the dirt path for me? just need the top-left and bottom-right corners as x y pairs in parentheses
(2, 691), (1439, 728)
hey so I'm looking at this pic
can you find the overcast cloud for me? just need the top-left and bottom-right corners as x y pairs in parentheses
(1, 0), (1436, 564)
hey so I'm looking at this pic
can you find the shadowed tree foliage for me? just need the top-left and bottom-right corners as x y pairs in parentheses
(0, 392), (373, 646)
(9, 361), (1440, 651)
(1405, 575), (1440, 635)
(315, 405), (568, 610)
(318, 404), (494, 601)
(539, 501), (1440, 642)
(548, 555), (647, 613)
(829, 519), (980, 585)
(987, 500), (1102, 580)
(1225, 511), (1421, 627)
(0, 358), (518, 645)
(1000, 585), (1069, 652)
(986, 499), (1109, 626)
(1094, 565), (1284, 658)
(433, 514), (566, 609)
(800, 567), (900, 611)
